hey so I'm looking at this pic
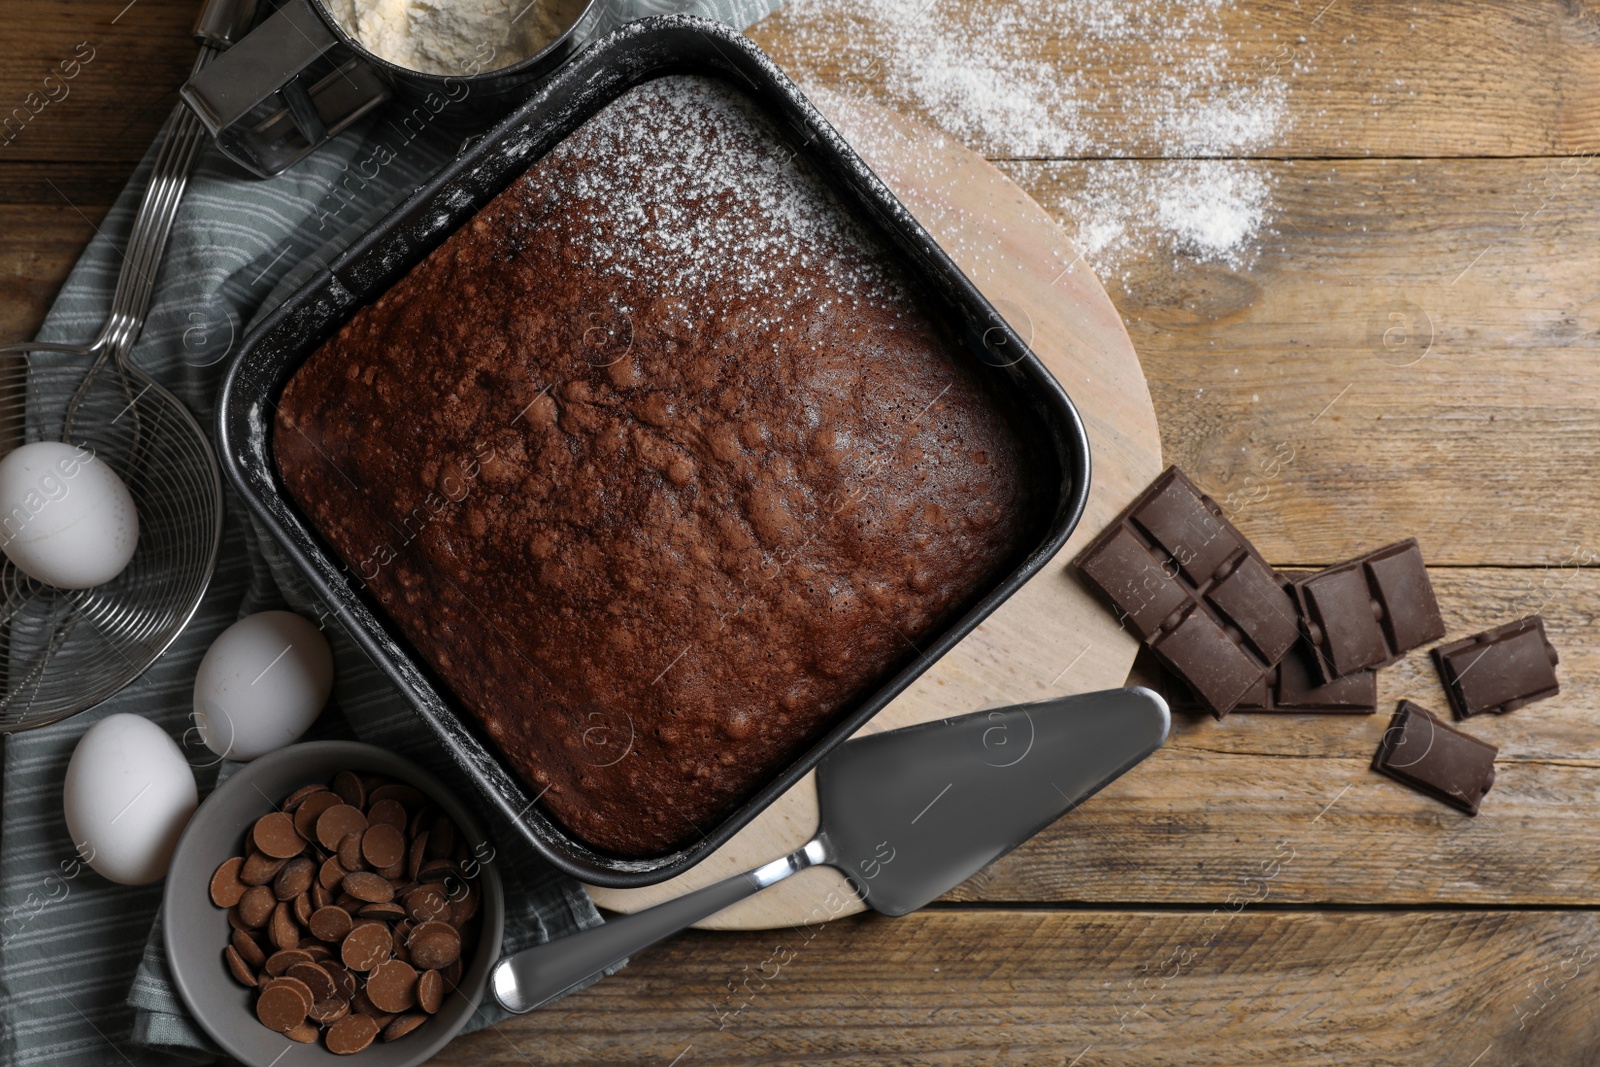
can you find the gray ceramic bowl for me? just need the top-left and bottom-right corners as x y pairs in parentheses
(163, 741), (505, 1066)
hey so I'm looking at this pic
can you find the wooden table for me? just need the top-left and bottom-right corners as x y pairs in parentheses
(4, 2), (1597, 1063)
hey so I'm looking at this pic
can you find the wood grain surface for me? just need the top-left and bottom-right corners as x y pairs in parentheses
(3, 0), (1598, 1063)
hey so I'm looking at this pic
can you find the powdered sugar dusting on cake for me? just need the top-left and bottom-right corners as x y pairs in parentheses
(520, 75), (903, 322)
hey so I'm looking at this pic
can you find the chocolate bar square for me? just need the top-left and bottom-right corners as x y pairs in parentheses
(1155, 606), (1265, 714)
(1294, 540), (1444, 683)
(1074, 467), (1300, 716)
(1433, 616), (1560, 719)
(1170, 643), (1376, 714)
(1372, 700), (1497, 815)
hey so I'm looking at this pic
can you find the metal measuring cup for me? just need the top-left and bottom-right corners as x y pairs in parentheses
(179, 0), (606, 177)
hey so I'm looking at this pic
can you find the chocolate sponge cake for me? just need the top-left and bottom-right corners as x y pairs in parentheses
(273, 74), (1042, 856)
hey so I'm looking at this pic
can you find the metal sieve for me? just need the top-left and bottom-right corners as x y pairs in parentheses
(0, 1), (252, 731)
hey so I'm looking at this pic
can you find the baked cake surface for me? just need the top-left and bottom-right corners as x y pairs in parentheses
(274, 74), (1041, 855)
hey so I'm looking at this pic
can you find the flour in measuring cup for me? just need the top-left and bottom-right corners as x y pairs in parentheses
(323, 0), (588, 76)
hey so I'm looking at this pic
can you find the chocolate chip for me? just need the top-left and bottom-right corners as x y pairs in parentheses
(450, 881), (480, 925)
(223, 945), (257, 988)
(231, 928), (266, 969)
(285, 1021), (320, 1043)
(253, 812), (305, 860)
(407, 922), (461, 971)
(294, 790), (344, 841)
(209, 856), (248, 907)
(324, 960), (358, 1000)
(317, 855), (345, 890)
(404, 885), (449, 924)
(237, 885), (275, 928)
(256, 982), (309, 1033)
(269, 902), (300, 951)
(407, 832), (428, 882)
(222, 770), (482, 1053)
(286, 961), (337, 1002)
(341, 871), (395, 904)
(365, 959), (418, 1014)
(274, 856), (315, 901)
(331, 770), (366, 809)
(337, 830), (366, 872)
(310, 905), (354, 943)
(240, 850), (289, 886)
(381, 1013), (428, 1042)
(366, 798), (407, 832)
(361, 823), (405, 870)
(282, 784), (329, 812)
(341, 922), (393, 972)
(416, 969), (444, 1014)
(316, 805), (369, 851)
(325, 1014), (380, 1055)
(263, 948), (312, 978)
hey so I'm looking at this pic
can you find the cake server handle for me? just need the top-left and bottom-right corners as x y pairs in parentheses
(490, 836), (833, 1013)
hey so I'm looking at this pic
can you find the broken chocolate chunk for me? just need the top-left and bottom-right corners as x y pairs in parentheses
(1372, 700), (1497, 815)
(1433, 616), (1559, 719)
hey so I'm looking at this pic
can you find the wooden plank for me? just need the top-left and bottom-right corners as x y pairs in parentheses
(0, 164), (127, 343)
(430, 909), (1600, 1065)
(749, 0), (1600, 160)
(0, 1), (1592, 165)
(0, 207), (99, 344)
(998, 156), (1600, 565)
(0, 0), (194, 165)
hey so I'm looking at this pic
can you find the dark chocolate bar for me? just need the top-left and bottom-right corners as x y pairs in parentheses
(1432, 616), (1559, 719)
(1372, 700), (1497, 815)
(1234, 645), (1377, 713)
(1168, 643), (1375, 714)
(1074, 467), (1301, 716)
(1293, 539), (1444, 683)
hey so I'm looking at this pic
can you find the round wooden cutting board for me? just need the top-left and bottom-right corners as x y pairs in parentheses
(586, 89), (1162, 930)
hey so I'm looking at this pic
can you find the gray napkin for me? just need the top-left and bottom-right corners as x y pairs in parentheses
(0, 2), (781, 1063)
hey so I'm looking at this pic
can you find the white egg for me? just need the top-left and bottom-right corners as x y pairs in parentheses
(194, 611), (334, 761)
(0, 441), (139, 589)
(64, 713), (198, 885)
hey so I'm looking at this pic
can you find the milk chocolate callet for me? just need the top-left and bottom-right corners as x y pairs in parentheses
(1372, 700), (1497, 815)
(221, 771), (480, 1053)
(1294, 539), (1445, 683)
(273, 75), (1044, 855)
(1433, 616), (1560, 719)
(1074, 466), (1300, 716)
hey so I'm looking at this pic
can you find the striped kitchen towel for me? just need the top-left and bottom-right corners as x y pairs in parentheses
(0, 2), (782, 1064)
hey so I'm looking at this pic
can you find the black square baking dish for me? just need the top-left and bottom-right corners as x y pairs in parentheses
(217, 14), (1091, 889)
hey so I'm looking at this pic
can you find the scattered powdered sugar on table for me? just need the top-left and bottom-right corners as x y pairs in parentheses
(774, 0), (1296, 278)
(1062, 160), (1273, 276)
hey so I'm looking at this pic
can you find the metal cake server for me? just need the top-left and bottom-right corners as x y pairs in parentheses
(492, 686), (1170, 1013)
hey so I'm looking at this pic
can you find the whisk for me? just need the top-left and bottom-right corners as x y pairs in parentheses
(0, 13), (252, 730)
